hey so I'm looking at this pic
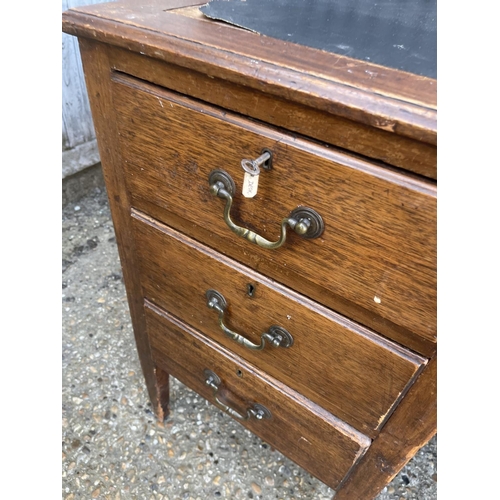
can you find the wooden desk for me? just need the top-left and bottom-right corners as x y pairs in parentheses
(62, 1), (436, 497)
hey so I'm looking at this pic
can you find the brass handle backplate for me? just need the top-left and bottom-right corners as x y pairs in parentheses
(208, 169), (324, 250)
(206, 289), (294, 351)
(203, 368), (272, 422)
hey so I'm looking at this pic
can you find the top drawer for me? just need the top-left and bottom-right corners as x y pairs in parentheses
(111, 73), (436, 353)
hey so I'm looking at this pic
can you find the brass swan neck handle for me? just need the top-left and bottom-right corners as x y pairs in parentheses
(206, 289), (294, 351)
(208, 169), (324, 250)
(203, 369), (272, 422)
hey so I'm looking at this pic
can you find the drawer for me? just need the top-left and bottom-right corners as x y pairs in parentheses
(131, 211), (426, 437)
(112, 73), (437, 351)
(144, 300), (371, 490)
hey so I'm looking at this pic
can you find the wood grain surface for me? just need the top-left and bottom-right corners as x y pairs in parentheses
(107, 46), (436, 178)
(131, 211), (426, 437)
(61, 1), (437, 154)
(77, 39), (169, 419)
(334, 356), (437, 500)
(144, 300), (371, 491)
(111, 74), (437, 351)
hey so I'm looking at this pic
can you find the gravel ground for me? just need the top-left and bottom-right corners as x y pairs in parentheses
(62, 183), (437, 500)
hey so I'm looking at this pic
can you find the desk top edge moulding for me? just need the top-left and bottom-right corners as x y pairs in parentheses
(62, 1), (437, 498)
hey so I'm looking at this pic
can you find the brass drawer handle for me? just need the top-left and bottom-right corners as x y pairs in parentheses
(203, 369), (272, 422)
(208, 169), (324, 249)
(206, 289), (294, 350)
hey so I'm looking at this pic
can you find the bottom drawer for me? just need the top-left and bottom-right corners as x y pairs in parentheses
(144, 300), (371, 490)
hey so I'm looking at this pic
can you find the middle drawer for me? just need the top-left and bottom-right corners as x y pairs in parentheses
(131, 211), (426, 437)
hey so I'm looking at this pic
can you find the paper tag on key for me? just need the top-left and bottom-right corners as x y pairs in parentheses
(241, 159), (260, 198)
(242, 171), (259, 198)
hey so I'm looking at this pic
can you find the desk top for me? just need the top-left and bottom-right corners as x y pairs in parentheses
(62, 0), (437, 162)
(201, 0), (437, 79)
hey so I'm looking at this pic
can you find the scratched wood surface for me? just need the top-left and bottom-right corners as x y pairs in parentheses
(144, 301), (371, 491)
(131, 212), (426, 437)
(63, 0), (437, 108)
(111, 74), (437, 353)
(107, 45), (436, 179)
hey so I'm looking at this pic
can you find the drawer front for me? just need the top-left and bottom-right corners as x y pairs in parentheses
(144, 301), (371, 490)
(112, 73), (436, 348)
(132, 212), (426, 437)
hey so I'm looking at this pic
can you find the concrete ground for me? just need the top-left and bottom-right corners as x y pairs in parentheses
(62, 169), (437, 500)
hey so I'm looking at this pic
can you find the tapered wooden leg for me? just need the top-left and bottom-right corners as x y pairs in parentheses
(334, 356), (436, 500)
(154, 367), (170, 421)
(78, 37), (164, 417)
